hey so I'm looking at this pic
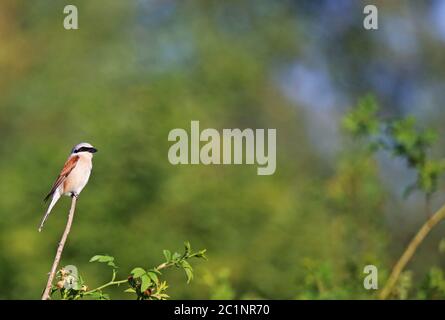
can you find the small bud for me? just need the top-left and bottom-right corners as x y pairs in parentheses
(143, 289), (152, 297)
(60, 268), (69, 277)
(56, 280), (65, 289)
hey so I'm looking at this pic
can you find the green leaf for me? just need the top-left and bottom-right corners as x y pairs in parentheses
(343, 94), (379, 137)
(181, 260), (192, 270)
(89, 255), (100, 262)
(89, 255), (115, 263)
(194, 249), (208, 260)
(87, 292), (103, 300)
(184, 241), (191, 254)
(180, 260), (193, 283)
(140, 274), (152, 291)
(172, 252), (181, 261)
(185, 268), (193, 283)
(100, 293), (110, 300)
(163, 249), (172, 262)
(131, 267), (146, 278)
(151, 268), (162, 275)
(78, 275), (85, 287)
(72, 280), (82, 291)
(124, 288), (136, 293)
(156, 293), (170, 299)
(147, 271), (159, 284)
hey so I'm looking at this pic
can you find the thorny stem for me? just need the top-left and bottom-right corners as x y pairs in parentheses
(84, 279), (128, 296)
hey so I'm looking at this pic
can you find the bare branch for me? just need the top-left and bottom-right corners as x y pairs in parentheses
(41, 196), (77, 300)
(379, 203), (445, 299)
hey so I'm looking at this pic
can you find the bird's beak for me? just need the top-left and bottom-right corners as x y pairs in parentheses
(90, 147), (98, 153)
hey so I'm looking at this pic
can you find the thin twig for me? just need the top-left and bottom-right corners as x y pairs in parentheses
(84, 279), (128, 296)
(379, 202), (445, 299)
(41, 196), (77, 300)
(84, 261), (175, 297)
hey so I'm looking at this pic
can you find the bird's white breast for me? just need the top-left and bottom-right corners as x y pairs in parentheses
(63, 153), (93, 195)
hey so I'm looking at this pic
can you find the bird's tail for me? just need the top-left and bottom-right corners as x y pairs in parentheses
(39, 190), (61, 232)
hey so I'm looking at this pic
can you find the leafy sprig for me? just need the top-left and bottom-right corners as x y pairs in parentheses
(50, 241), (207, 300)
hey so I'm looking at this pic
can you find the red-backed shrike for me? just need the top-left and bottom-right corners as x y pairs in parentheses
(39, 142), (98, 232)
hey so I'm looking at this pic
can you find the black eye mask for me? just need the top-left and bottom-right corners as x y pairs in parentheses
(74, 147), (98, 153)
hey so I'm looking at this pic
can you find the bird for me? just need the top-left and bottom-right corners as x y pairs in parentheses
(39, 142), (98, 232)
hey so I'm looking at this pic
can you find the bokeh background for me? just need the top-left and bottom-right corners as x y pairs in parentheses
(1, 0), (445, 299)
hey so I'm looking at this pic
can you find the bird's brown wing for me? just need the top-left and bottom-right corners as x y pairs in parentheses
(44, 155), (80, 202)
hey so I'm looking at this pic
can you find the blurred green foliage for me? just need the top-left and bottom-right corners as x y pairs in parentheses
(344, 96), (445, 299)
(0, 0), (444, 300)
(344, 95), (445, 203)
(342, 95), (380, 138)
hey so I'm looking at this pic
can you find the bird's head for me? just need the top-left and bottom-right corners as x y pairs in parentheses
(71, 142), (98, 155)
